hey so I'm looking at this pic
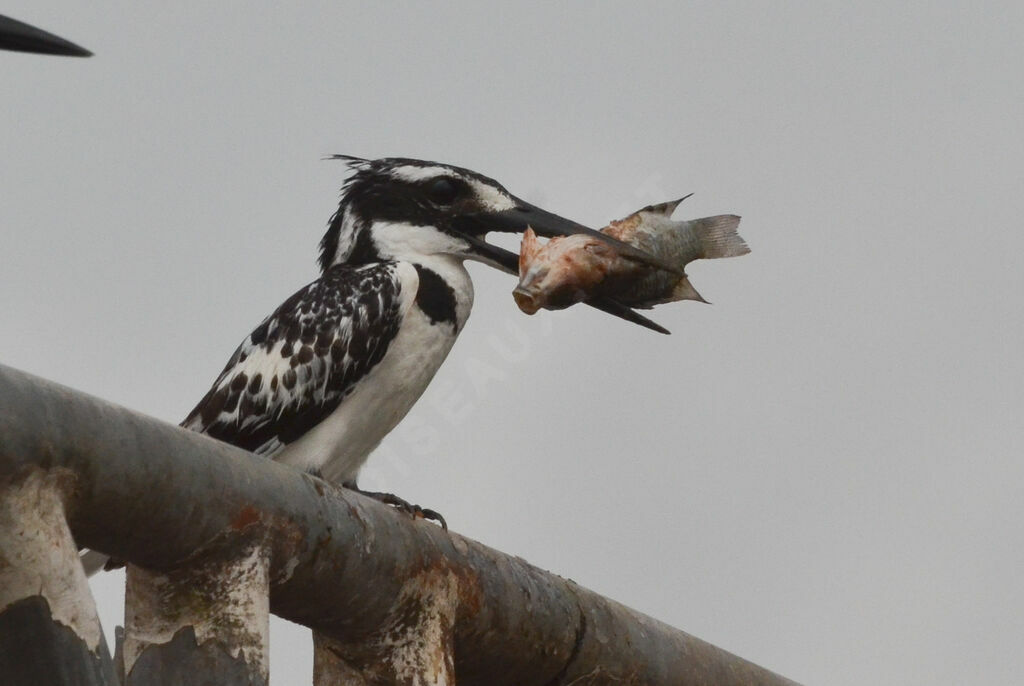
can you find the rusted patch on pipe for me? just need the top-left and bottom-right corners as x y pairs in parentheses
(232, 504), (261, 531)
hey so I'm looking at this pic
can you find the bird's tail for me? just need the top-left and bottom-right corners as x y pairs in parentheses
(690, 215), (749, 260)
(80, 549), (110, 577)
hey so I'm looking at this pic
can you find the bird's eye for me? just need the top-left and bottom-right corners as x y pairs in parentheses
(427, 177), (460, 205)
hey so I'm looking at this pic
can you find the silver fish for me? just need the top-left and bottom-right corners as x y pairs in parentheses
(514, 198), (749, 314)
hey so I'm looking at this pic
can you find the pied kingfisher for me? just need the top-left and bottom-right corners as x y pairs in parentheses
(175, 157), (666, 522)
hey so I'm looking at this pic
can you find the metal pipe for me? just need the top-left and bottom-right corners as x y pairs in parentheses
(0, 363), (801, 686)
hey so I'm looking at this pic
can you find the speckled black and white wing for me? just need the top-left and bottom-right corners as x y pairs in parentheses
(181, 262), (415, 457)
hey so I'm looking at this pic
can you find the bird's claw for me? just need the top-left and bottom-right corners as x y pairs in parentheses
(343, 484), (448, 530)
(407, 504), (448, 531)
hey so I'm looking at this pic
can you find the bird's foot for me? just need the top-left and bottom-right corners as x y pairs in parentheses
(342, 482), (447, 530)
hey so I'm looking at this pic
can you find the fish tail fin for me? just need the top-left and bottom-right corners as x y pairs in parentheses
(691, 215), (750, 260)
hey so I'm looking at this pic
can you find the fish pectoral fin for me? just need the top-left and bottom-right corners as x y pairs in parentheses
(670, 276), (709, 304)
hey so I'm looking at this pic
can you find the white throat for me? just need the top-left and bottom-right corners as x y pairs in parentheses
(368, 220), (475, 329)
(369, 221), (471, 264)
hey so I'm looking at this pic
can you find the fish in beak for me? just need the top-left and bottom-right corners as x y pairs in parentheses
(450, 200), (675, 334)
(513, 198), (750, 334)
(0, 14), (92, 57)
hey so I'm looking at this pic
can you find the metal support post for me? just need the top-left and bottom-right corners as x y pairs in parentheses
(311, 568), (458, 685)
(122, 543), (270, 685)
(0, 469), (117, 685)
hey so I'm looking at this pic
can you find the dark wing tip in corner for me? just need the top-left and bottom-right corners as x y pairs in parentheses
(0, 15), (92, 57)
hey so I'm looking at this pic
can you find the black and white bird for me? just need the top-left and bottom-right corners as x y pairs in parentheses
(81, 157), (669, 572)
(176, 157), (669, 509)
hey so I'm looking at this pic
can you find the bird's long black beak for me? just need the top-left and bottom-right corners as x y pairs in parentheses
(462, 200), (682, 275)
(0, 15), (92, 56)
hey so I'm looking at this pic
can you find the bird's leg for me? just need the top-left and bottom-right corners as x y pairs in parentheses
(341, 481), (448, 531)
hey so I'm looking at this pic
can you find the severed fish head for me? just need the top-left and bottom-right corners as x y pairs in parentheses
(513, 228), (621, 314)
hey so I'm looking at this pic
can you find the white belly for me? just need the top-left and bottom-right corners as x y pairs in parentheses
(275, 258), (472, 483)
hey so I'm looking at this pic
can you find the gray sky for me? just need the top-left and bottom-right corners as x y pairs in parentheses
(4, 2), (1023, 684)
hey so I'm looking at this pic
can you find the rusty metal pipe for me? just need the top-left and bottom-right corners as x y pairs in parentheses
(0, 363), (801, 686)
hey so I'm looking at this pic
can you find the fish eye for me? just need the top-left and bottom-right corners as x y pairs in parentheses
(427, 177), (460, 205)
